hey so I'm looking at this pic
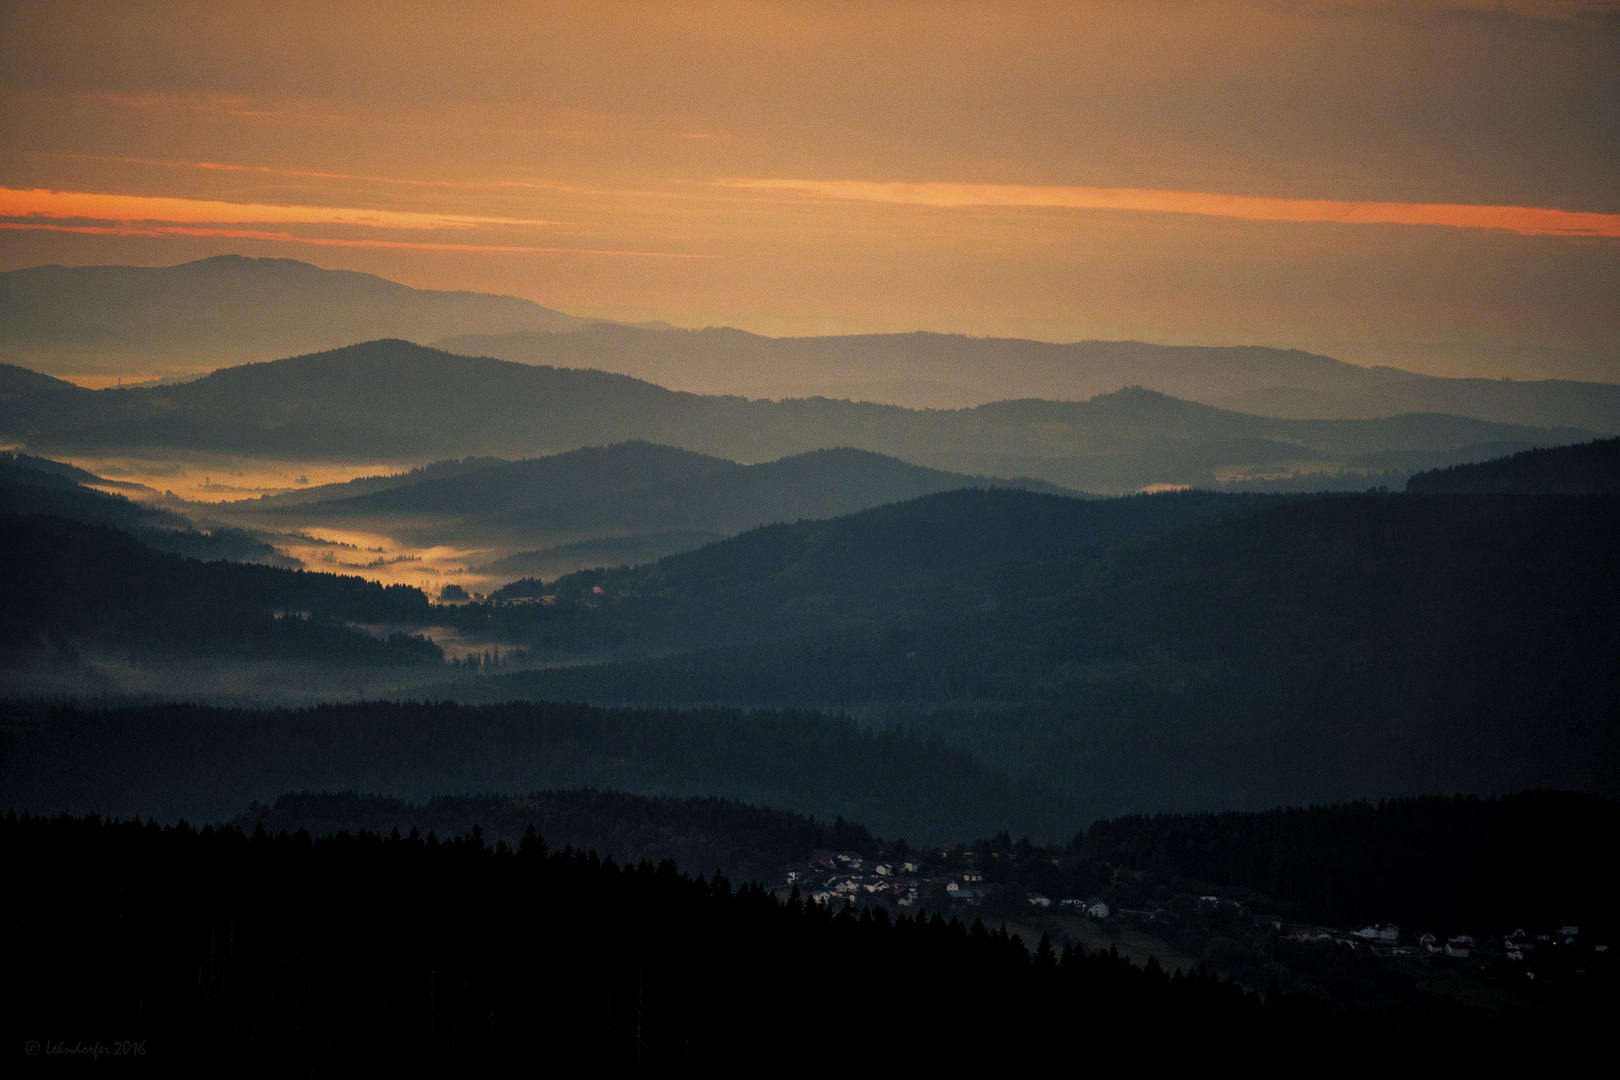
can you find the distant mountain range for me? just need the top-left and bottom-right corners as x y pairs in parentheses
(437, 324), (1620, 431)
(0, 255), (625, 376)
(2, 340), (1600, 494)
(4, 255), (1614, 432)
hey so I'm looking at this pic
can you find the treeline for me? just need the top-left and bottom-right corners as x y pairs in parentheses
(1407, 436), (1620, 494)
(4, 810), (1515, 1066)
(232, 789), (876, 888)
(0, 698), (1070, 843)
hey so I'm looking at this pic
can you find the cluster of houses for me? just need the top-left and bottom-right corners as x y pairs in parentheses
(777, 850), (1605, 984)
(782, 849), (1111, 916)
(1281, 920), (1596, 966)
(786, 850), (935, 908)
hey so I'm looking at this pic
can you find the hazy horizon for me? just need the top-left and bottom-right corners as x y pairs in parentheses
(2, 2), (1616, 383)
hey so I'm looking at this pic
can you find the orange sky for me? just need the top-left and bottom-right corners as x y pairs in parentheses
(2, 1), (1616, 381)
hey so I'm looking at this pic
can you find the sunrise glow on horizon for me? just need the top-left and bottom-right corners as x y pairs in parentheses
(1, 1), (1615, 381)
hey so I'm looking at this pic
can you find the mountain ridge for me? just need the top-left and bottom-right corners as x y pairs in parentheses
(438, 323), (1620, 431)
(224, 440), (1079, 549)
(0, 256), (603, 376)
(5, 255), (1614, 430)
(1, 339), (1599, 494)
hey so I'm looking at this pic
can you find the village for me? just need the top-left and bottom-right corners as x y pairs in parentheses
(774, 841), (1611, 1003)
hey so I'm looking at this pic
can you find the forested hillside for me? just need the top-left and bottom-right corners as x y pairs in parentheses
(447, 489), (1619, 818)
(1082, 791), (1619, 933)
(7, 810), (1397, 1066)
(0, 699), (1064, 842)
(0, 514), (438, 667)
(1407, 437), (1620, 494)
(232, 789), (875, 888)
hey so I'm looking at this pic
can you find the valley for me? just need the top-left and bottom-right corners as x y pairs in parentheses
(3, 264), (1615, 1062)
(6, 3), (1616, 1061)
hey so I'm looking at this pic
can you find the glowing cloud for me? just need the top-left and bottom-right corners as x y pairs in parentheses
(718, 179), (1620, 239)
(0, 188), (558, 230)
(0, 221), (716, 259)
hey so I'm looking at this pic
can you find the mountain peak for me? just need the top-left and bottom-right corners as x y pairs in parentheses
(179, 254), (327, 275)
(0, 258), (584, 378)
(1091, 385), (1180, 403)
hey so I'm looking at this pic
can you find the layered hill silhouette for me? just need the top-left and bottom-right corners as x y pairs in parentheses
(226, 441), (1075, 551)
(437, 323), (1620, 431)
(1, 340), (1598, 494)
(0, 255), (612, 376)
(0, 513), (441, 698)
(0, 452), (294, 566)
(5, 255), (1612, 430)
(454, 486), (1619, 818)
(6, 446), (1614, 821)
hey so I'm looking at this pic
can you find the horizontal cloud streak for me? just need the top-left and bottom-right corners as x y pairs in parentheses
(0, 188), (559, 230)
(718, 179), (1620, 238)
(0, 221), (716, 259)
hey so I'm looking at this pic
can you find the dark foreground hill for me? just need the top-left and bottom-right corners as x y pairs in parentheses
(1407, 436), (1620, 494)
(0, 699), (1068, 844)
(1, 452), (176, 531)
(1, 340), (1598, 493)
(449, 488), (1620, 818)
(231, 788), (1619, 944)
(10, 809), (1442, 1067)
(1083, 791), (1619, 935)
(6, 481), (1613, 826)
(230, 788), (874, 889)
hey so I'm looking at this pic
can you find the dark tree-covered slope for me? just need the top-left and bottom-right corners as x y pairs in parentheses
(455, 489), (1619, 818)
(1, 452), (295, 566)
(0, 699), (1064, 843)
(0, 452), (177, 530)
(1407, 436), (1620, 494)
(0, 514), (437, 665)
(1083, 791), (1620, 933)
(7, 810), (1408, 1067)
